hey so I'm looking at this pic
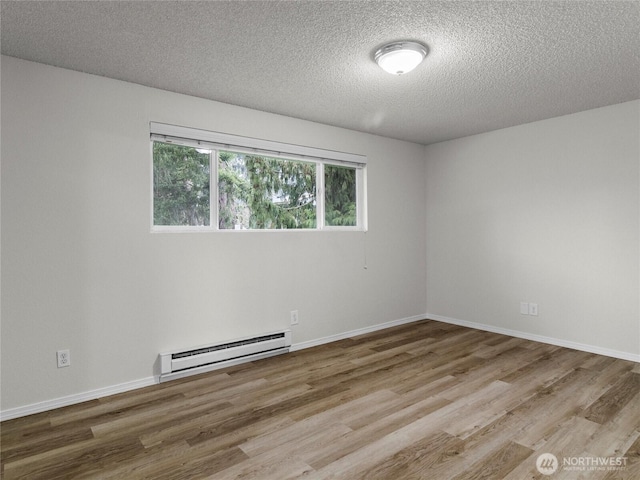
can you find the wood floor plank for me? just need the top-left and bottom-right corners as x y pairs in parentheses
(1, 425), (94, 466)
(51, 392), (190, 430)
(581, 372), (640, 425)
(207, 450), (314, 480)
(444, 413), (532, 479)
(347, 430), (463, 480)
(148, 445), (248, 480)
(3, 435), (144, 480)
(467, 336), (529, 359)
(350, 375), (459, 430)
(311, 380), (517, 478)
(90, 398), (236, 439)
(185, 383), (350, 448)
(304, 395), (453, 470)
(601, 434), (640, 480)
(387, 368), (461, 397)
(581, 389), (640, 459)
(437, 345), (548, 401)
(2, 319), (638, 479)
(508, 367), (601, 449)
(502, 416), (600, 480)
(450, 441), (533, 480)
(143, 412), (295, 456)
(98, 442), (248, 480)
(238, 390), (394, 457)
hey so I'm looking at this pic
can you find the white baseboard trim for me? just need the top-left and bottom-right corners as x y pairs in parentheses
(1, 314), (427, 421)
(9, 312), (631, 421)
(290, 314), (426, 352)
(427, 313), (640, 363)
(0, 376), (158, 422)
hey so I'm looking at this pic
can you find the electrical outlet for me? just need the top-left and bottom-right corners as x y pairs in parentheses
(529, 303), (539, 316)
(520, 302), (529, 315)
(57, 349), (71, 368)
(290, 310), (299, 325)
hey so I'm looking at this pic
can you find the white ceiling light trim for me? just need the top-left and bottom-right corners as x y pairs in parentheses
(374, 41), (428, 75)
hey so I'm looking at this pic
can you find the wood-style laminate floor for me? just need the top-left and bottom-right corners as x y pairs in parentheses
(2, 320), (639, 479)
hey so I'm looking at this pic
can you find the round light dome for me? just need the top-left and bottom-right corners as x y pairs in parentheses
(374, 41), (428, 75)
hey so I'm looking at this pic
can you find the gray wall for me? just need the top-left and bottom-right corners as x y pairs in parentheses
(2, 55), (638, 416)
(425, 100), (639, 358)
(1, 57), (427, 412)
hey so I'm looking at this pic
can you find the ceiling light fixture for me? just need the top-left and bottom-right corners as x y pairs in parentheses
(374, 41), (428, 75)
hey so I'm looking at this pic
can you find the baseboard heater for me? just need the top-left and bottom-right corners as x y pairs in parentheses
(159, 330), (291, 382)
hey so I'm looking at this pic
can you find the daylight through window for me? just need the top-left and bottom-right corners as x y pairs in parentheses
(151, 123), (367, 231)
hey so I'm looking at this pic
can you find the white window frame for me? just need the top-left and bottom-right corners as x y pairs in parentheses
(150, 122), (368, 232)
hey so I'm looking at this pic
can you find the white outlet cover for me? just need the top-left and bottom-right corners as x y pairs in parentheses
(57, 349), (70, 368)
(529, 303), (539, 316)
(520, 302), (529, 315)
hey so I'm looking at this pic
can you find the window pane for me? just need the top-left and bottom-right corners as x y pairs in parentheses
(325, 165), (357, 226)
(153, 142), (210, 226)
(218, 151), (316, 229)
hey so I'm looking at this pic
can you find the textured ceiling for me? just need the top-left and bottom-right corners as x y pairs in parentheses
(2, 1), (639, 145)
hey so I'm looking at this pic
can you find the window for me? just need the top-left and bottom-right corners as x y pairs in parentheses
(151, 123), (367, 231)
(153, 143), (211, 226)
(218, 151), (318, 229)
(324, 164), (357, 227)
